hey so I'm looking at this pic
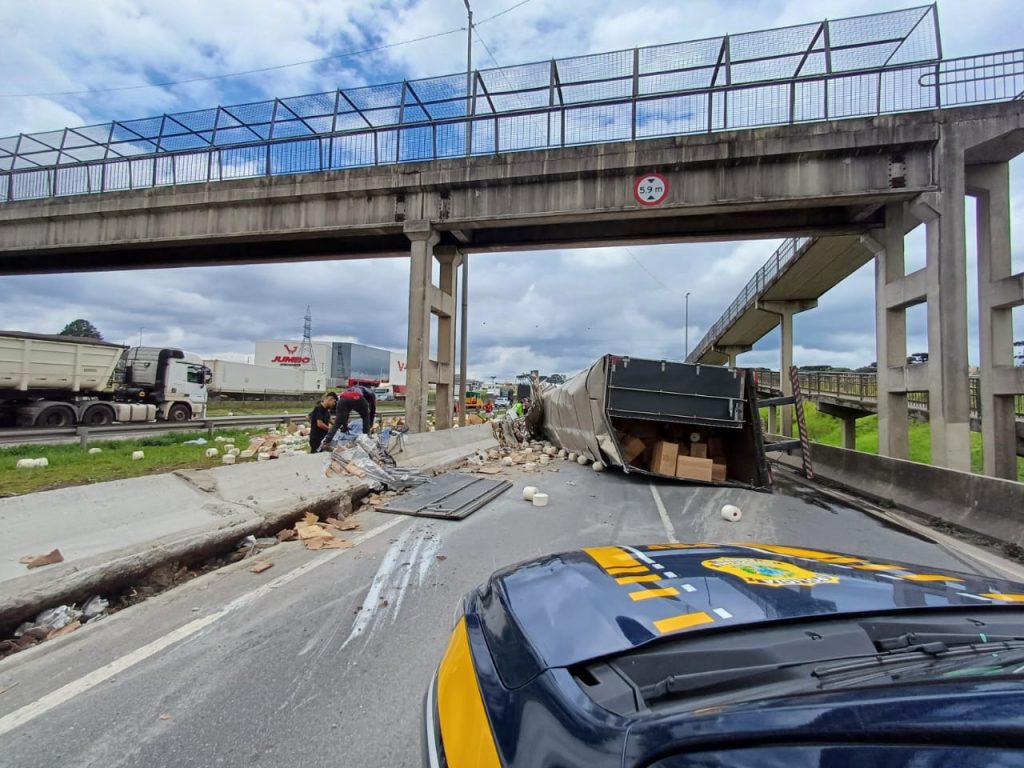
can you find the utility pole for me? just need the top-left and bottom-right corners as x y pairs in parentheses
(684, 292), (691, 360)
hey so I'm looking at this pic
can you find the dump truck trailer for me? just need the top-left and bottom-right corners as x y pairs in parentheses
(539, 355), (771, 488)
(0, 331), (210, 428)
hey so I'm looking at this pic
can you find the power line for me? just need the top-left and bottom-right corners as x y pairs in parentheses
(624, 247), (687, 298)
(0, 0), (534, 99)
(473, 27), (503, 69)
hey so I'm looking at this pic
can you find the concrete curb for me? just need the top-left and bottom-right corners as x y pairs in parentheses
(0, 425), (497, 634)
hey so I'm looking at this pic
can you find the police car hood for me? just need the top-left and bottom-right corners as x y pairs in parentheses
(489, 543), (1024, 669)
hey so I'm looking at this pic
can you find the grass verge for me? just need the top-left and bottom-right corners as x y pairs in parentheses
(206, 399), (409, 416)
(0, 428), (268, 497)
(766, 403), (1024, 482)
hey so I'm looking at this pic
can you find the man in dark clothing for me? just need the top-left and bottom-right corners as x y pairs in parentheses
(319, 384), (377, 450)
(308, 392), (337, 453)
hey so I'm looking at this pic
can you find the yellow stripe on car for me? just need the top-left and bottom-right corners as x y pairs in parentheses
(901, 574), (963, 582)
(437, 618), (502, 768)
(654, 611), (714, 634)
(585, 546), (643, 571)
(979, 592), (1024, 602)
(630, 587), (680, 601)
(616, 574), (662, 584)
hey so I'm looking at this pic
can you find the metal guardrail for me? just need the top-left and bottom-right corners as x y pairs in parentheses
(754, 369), (1024, 419)
(4, 8), (1021, 203)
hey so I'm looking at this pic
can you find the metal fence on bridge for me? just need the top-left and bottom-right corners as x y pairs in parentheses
(3, 6), (1022, 203)
(754, 368), (1024, 419)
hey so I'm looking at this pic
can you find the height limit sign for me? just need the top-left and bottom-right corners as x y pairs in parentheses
(634, 173), (668, 206)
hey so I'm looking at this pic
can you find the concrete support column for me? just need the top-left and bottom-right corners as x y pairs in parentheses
(404, 222), (440, 433)
(767, 406), (778, 434)
(968, 162), (1022, 479)
(434, 247), (461, 431)
(841, 416), (857, 450)
(923, 138), (972, 471)
(864, 203), (911, 460)
(757, 300), (817, 436)
(717, 345), (752, 368)
(818, 402), (871, 451)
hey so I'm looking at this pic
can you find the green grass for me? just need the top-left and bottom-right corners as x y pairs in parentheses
(0, 428), (270, 497)
(765, 403), (1024, 481)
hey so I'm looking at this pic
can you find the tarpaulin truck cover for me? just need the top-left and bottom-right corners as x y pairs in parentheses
(539, 355), (770, 488)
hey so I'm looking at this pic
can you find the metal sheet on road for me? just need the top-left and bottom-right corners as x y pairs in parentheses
(377, 473), (512, 520)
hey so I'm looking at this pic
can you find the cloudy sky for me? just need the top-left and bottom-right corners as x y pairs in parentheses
(0, 0), (1021, 380)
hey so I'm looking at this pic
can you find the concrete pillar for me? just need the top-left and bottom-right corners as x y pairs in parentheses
(404, 222), (440, 433)
(864, 203), (911, 460)
(924, 137), (972, 471)
(767, 405), (778, 435)
(757, 300), (817, 437)
(434, 247), (461, 431)
(841, 416), (857, 450)
(968, 162), (1023, 479)
(717, 345), (751, 368)
(818, 402), (870, 451)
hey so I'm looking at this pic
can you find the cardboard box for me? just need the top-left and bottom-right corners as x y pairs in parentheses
(690, 442), (708, 458)
(651, 441), (680, 476)
(620, 434), (647, 463)
(675, 455), (713, 482)
(678, 442), (690, 457)
(707, 436), (725, 458)
(711, 463), (728, 483)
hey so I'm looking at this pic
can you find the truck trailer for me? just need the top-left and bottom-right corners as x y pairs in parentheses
(539, 355), (771, 488)
(204, 359), (326, 397)
(0, 331), (210, 428)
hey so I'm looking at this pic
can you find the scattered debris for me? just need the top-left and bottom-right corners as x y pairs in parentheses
(182, 438), (208, 445)
(721, 504), (742, 522)
(159, 713), (172, 721)
(522, 486), (538, 501)
(132, 451), (145, 461)
(205, 448), (219, 458)
(88, 447), (103, 455)
(436, 555), (447, 561)
(276, 528), (297, 542)
(592, 461), (606, 472)
(18, 549), (64, 569)
(532, 492), (549, 507)
(46, 620), (81, 641)
(81, 596), (109, 620)
(222, 454), (236, 465)
(16, 458), (48, 469)
(324, 435), (429, 491)
(249, 561), (274, 574)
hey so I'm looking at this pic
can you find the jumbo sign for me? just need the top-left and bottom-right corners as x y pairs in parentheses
(271, 344), (310, 365)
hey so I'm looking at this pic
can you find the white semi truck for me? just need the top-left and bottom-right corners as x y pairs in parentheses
(0, 331), (210, 428)
(204, 358), (326, 396)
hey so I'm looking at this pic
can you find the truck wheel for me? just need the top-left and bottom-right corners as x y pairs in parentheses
(83, 405), (115, 426)
(36, 405), (74, 428)
(167, 404), (191, 422)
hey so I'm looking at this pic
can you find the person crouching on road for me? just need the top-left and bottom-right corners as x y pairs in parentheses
(319, 384), (377, 450)
(309, 392), (337, 453)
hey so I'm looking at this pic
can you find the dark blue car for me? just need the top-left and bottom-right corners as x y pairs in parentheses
(424, 543), (1024, 767)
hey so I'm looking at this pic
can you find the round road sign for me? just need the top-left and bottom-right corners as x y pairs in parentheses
(634, 173), (669, 206)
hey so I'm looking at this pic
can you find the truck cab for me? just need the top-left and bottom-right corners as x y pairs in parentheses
(120, 347), (209, 422)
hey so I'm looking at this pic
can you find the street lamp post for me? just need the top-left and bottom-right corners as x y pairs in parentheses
(684, 292), (690, 361)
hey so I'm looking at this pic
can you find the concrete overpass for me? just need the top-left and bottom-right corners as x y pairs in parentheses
(2, 6), (1023, 442)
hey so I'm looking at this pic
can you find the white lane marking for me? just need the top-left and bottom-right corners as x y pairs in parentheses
(418, 534), (442, 587)
(649, 483), (679, 543)
(681, 584), (697, 593)
(0, 514), (407, 739)
(713, 608), (733, 619)
(341, 524), (418, 649)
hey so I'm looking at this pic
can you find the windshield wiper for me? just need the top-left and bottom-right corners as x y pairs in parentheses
(814, 641), (1024, 687)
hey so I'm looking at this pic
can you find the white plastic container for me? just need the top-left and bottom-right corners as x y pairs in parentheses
(721, 504), (742, 522)
(131, 451), (145, 461)
(531, 492), (549, 507)
(522, 486), (538, 501)
(222, 454), (236, 465)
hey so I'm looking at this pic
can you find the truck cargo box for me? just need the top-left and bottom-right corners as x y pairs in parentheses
(0, 331), (125, 393)
(540, 355), (770, 488)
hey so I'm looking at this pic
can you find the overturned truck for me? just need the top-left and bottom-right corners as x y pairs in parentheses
(538, 355), (771, 488)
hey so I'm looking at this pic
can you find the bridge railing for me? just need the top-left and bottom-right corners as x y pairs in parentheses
(2, 9), (1021, 202)
(753, 369), (1023, 418)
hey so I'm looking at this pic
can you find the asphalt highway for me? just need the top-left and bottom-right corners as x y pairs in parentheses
(0, 461), (984, 767)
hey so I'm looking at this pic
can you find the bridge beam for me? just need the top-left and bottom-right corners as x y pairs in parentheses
(756, 300), (817, 436)
(968, 162), (1022, 480)
(865, 203), (911, 460)
(404, 222), (452, 433)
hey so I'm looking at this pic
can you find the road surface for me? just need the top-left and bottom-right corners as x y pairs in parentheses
(0, 461), (984, 767)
